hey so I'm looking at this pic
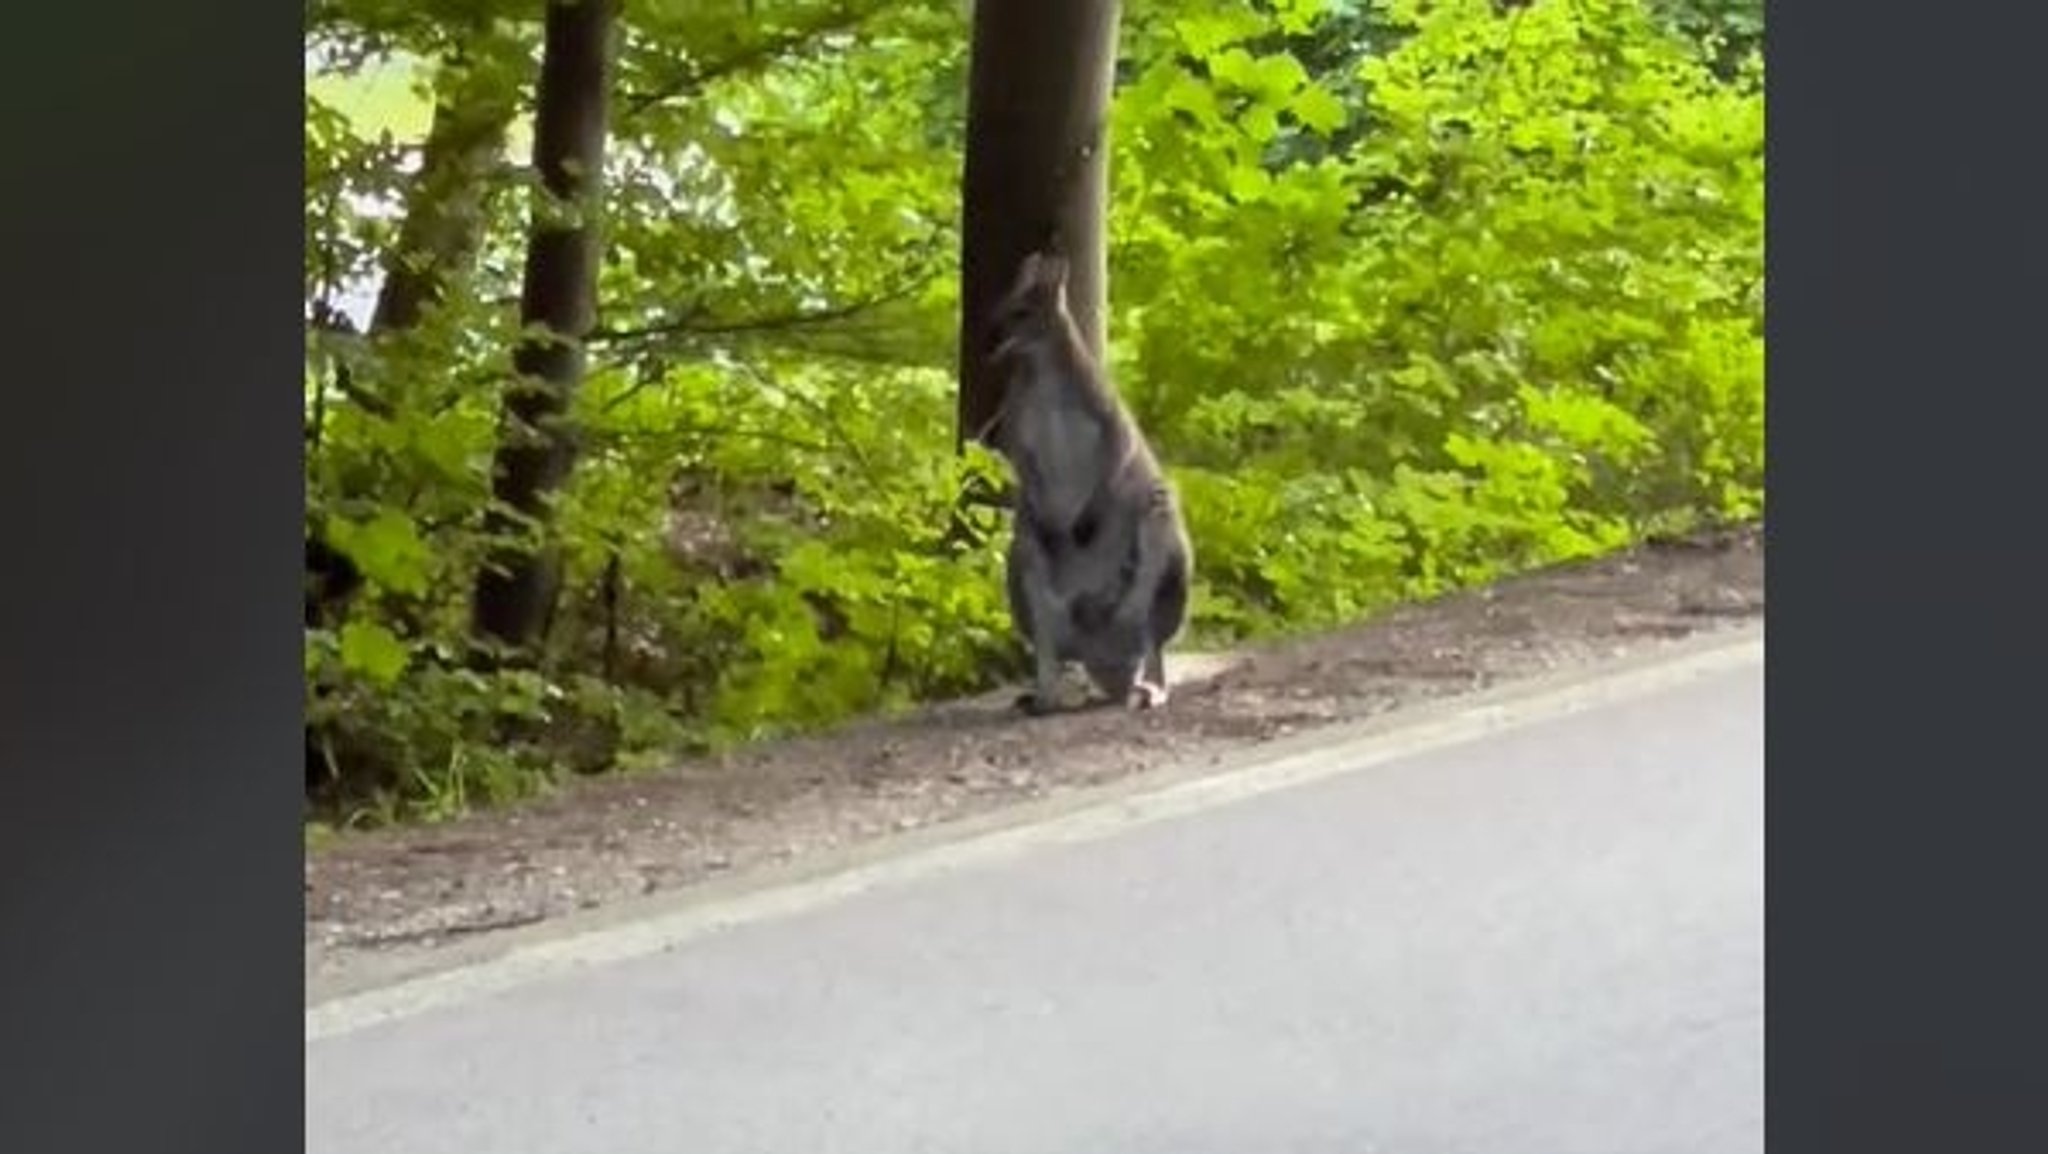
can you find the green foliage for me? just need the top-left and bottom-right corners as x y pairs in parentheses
(1110, 0), (1761, 631)
(305, 0), (1763, 825)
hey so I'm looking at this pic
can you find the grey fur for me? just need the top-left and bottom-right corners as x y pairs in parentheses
(983, 251), (1193, 715)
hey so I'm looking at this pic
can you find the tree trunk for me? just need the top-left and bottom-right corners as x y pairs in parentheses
(305, 35), (520, 630)
(472, 0), (617, 653)
(955, 0), (1123, 450)
(370, 36), (522, 336)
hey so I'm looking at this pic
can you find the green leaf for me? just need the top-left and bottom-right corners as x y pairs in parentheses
(326, 508), (434, 597)
(1290, 84), (1348, 136)
(1224, 164), (1272, 203)
(338, 621), (410, 687)
(1173, 11), (1265, 60)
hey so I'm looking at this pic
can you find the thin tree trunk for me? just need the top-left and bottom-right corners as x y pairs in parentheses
(306, 32), (518, 629)
(472, 0), (617, 653)
(956, 0), (1123, 450)
(370, 37), (521, 336)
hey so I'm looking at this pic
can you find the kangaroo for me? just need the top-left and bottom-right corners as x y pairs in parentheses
(981, 250), (1192, 715)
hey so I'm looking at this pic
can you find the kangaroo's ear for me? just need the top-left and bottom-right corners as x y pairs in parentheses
(1005, 251), (1043, 299)
(1034, 251), (1071, 292)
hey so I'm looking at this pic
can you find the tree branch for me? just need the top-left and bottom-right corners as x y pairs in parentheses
(620, 2), (894, 118)
(306, 304), (397, 420)
(590, 269), (938, 347)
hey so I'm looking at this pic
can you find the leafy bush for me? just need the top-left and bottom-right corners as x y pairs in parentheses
(1113, 0), (1762, 630)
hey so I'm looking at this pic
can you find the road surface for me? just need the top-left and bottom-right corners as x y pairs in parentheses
(308, 633), (1763, 1154)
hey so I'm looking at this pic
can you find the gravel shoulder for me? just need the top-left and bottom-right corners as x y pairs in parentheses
(306, 524), (1763, 992)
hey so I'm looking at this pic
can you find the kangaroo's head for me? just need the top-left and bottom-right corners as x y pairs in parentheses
(987, 250), (1075, 361)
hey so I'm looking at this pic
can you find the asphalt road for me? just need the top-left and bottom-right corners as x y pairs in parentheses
(308, 638), (1763, 1154)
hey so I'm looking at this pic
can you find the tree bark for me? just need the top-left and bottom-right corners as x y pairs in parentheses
(306, 34), (519, 629)
(472, 0), (617, 653)
(370, 37), (521, 336)
(955, 0), (1123, 450)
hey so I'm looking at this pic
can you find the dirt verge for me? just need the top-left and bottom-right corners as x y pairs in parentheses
(306, 524), (1762, 989)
